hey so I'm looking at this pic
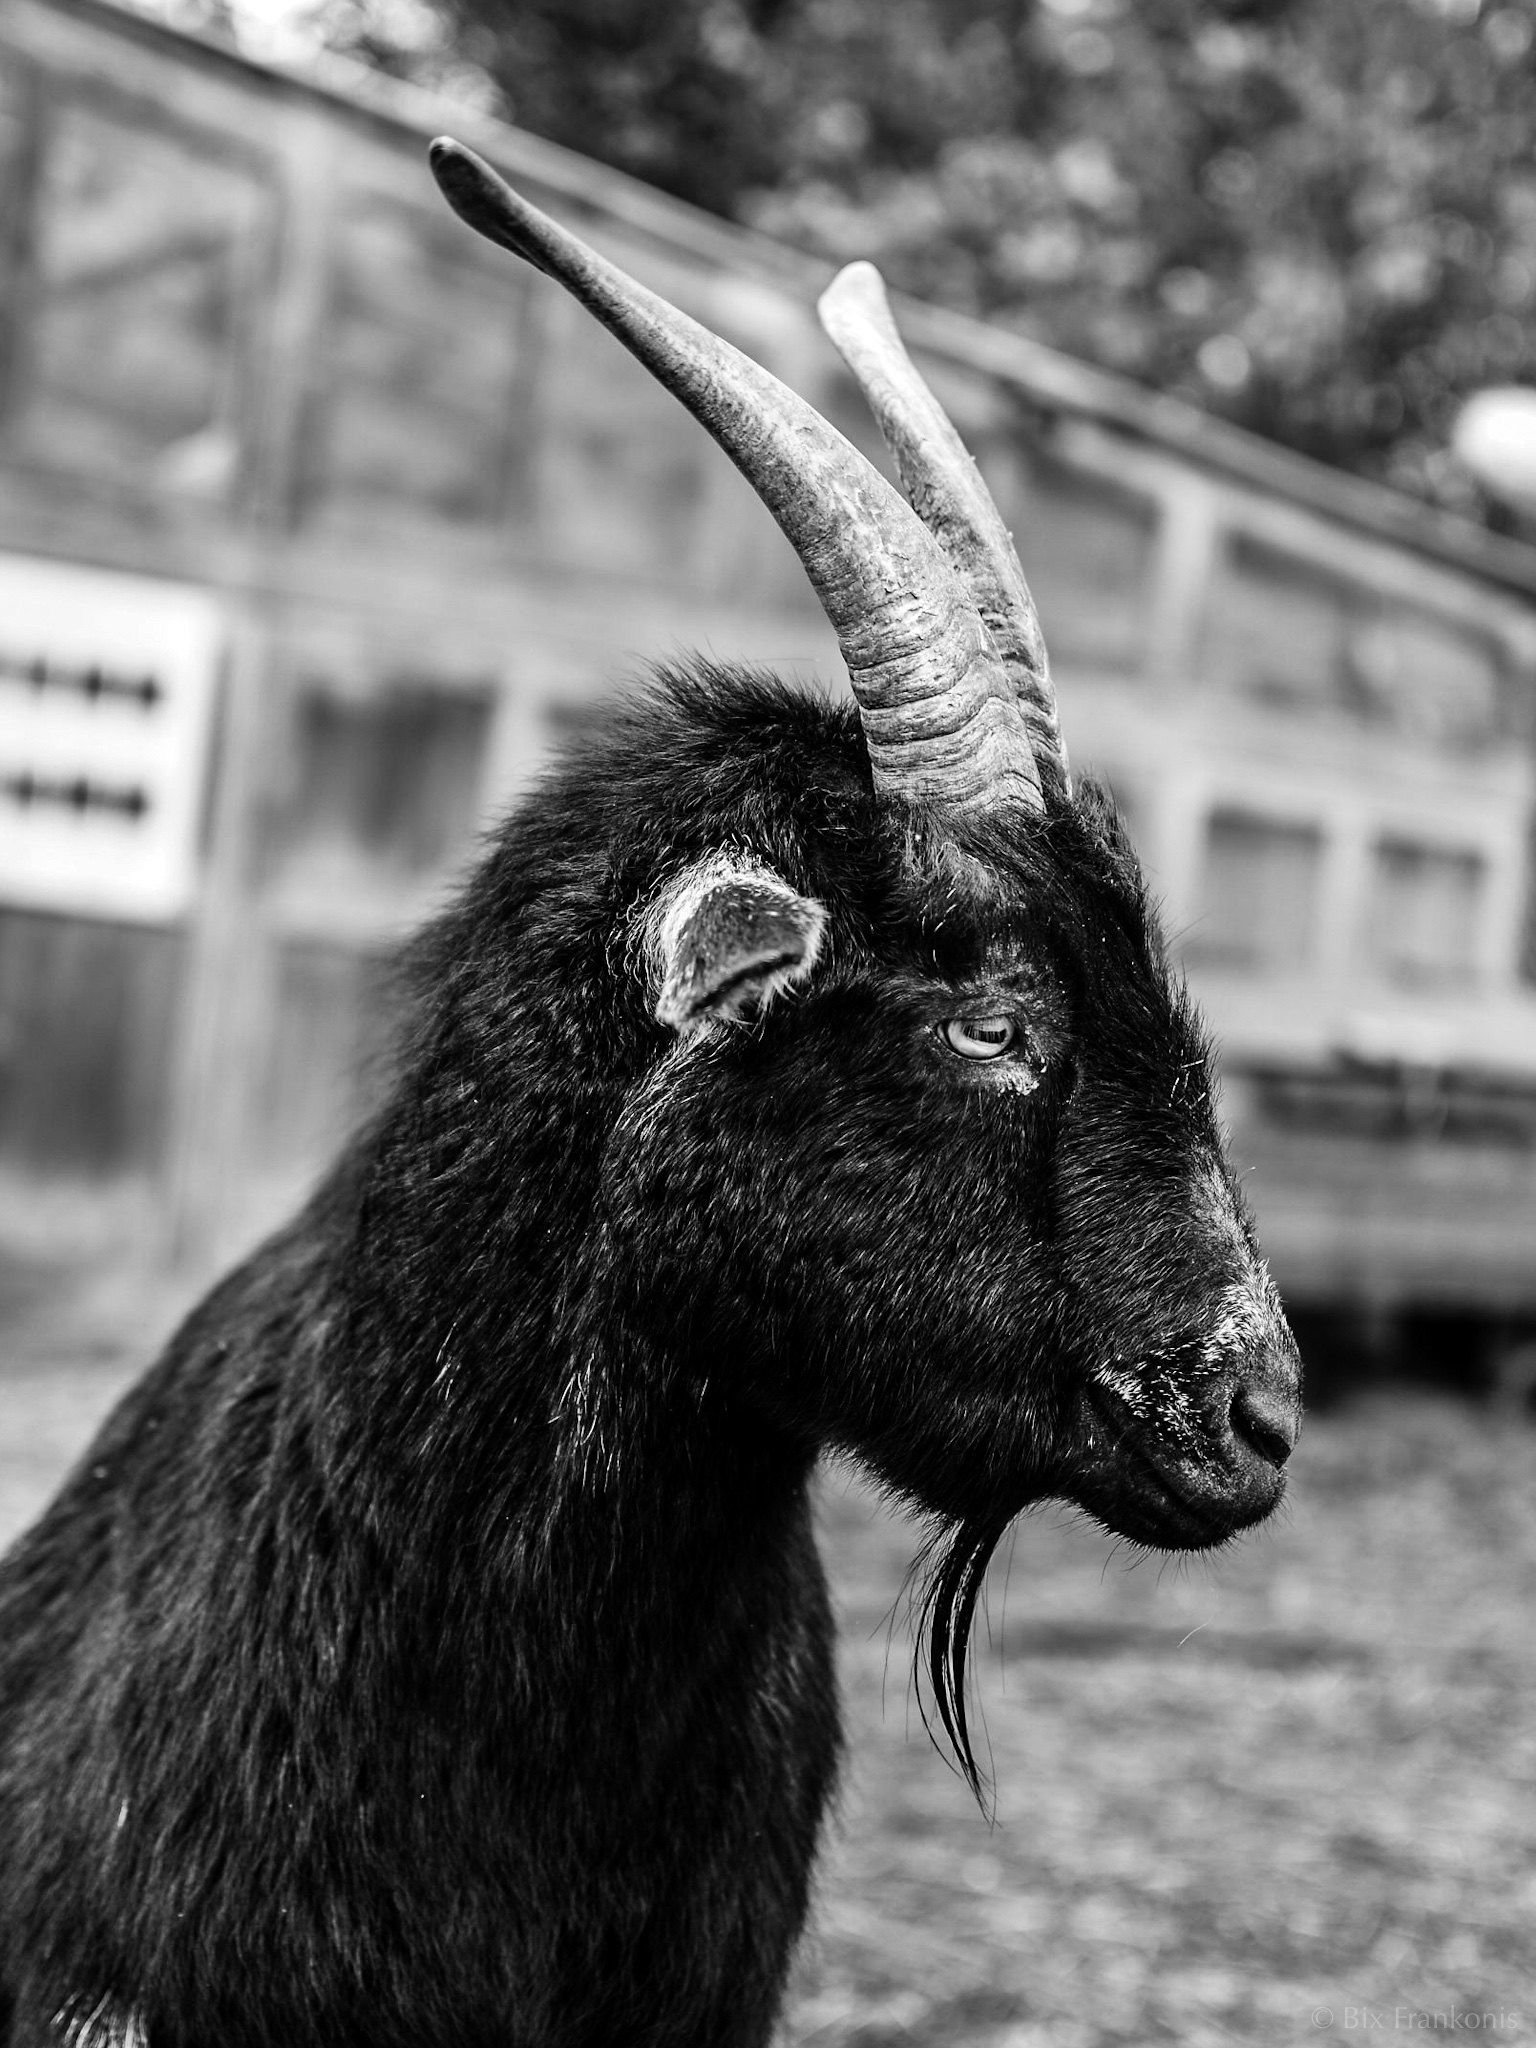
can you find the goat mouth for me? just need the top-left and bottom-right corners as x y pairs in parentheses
(1075, 1389), (1284, 1552)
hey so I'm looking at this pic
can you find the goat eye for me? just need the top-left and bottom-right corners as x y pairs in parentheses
(942, 1015), (1019, 1061)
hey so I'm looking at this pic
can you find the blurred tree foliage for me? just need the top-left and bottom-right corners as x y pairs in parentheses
(317, 0), (1536, 515)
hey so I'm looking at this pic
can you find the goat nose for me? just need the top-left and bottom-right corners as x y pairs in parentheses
(1229, 1376), (1300, 1469)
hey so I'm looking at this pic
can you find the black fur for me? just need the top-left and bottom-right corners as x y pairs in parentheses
(0, 666), (1298, 2046)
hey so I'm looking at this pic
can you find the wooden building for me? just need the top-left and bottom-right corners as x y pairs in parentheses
(2, 0), (1535, 1349)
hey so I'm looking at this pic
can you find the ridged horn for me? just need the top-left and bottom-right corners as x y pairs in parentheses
(818, 261), (1070, 797)
(429, 138), (1043, 818)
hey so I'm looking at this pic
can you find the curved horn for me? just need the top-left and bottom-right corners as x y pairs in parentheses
(429, 139), (1043, 818)
(818, 262), (1069, 797)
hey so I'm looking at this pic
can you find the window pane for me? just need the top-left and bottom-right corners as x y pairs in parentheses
(988, 444), (1157, 674)
(0, 910), (183, 1172)
(1202, 538), (1347, 712)
(14, 96), (265, 490)
(531, 280), (714, 584)
(257, 938), (396, 1166)
(307, 191), (526, 526)
(1191, 810), (1323, 971)
(1366, 838), (1484, 987)
(0, 58), (33, 415)
(263, 675), (494, 908)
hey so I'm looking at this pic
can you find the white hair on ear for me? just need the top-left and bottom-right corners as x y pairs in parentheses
(54, 1995), (150, 2048)
(633, 852), (826, 1031)
(632, 851), (762, 986)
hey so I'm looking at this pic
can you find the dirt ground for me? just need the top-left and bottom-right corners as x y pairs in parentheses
(2, 1356), (1532, 2046)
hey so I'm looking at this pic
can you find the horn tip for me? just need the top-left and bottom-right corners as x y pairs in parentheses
(838, 258), (886, 289)
(428, 138), (554, 277)
(818, 261), (896, 352)
(429, 135), (502, 216)
(428, 134), (471, 177)
(819, 259), (889, 317)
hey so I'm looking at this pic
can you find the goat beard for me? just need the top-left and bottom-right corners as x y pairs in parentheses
(913, 1510), (1014, 1811)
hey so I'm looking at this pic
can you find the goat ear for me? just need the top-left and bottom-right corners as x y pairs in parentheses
(654, 866), (826, 1031)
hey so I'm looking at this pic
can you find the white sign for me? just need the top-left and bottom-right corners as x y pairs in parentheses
(0, 552), (221, 922)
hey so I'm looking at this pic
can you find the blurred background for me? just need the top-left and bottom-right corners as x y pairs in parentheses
(0, 0), (1533, 2039)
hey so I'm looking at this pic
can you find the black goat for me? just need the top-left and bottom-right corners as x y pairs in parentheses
(0, 142), (1301, 2048)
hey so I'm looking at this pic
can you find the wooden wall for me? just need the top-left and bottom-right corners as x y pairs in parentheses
(2, 0), (1536, 1324)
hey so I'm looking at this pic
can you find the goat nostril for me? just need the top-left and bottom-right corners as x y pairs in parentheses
(1229, 1381), (1299, 1469)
